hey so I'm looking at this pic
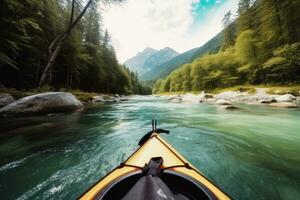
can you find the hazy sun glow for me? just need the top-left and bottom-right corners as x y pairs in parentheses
(102, 0), (238, 62)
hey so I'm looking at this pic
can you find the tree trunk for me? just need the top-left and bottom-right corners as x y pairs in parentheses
(38, 37), (65, 88)
(35, 59), (41, 87)
(274, 0), (283, 45)
(38, 0), (93, 88)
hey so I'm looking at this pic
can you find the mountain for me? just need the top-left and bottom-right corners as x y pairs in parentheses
(139, 47), (179, 78)
(124, 47), (179, 78)
(124, 47), (158, 75)
(142, 32), (223, 81)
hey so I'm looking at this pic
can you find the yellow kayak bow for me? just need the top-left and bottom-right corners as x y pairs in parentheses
(80, 122), (231, 200)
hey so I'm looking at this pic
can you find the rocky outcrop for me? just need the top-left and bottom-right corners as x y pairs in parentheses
(275, 94), (296, 102)
(168, 92), (215, 104)
(0, 93), (14, 107)
(165, 90), (299, 109)
(0, 92), (82, 117)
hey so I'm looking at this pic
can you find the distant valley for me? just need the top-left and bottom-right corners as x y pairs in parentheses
(124, 32), (222, 81)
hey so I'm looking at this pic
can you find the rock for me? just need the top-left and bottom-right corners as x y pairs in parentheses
(114, 94), (120, 98)
(119, 97), (129, 101)
(275, 94), (296, 102)
(203, 98), (216, 104)
(270, 102), (298, 108)
(220, 105), (239, 110)
(0, 93), (14, 107)
(271, 99), (277, 103)
(170, 98), (182, 103)
(168, 95), (182, 102)
(0, 92), (82, 117)
(258, 99), (277, 104)
(204, 94), (214, 99)
(92, 95), (105, 103)
(181, 93), (207, 103)
(215, 91), (241, 100)
(258, 100), (271, 104)
(181, 93), (198, 103)
(215, 99), (231, 105)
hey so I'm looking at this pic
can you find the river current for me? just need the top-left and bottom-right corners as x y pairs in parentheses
(0, 96), (299, 199)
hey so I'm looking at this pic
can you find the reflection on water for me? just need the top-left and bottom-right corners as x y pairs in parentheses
(0, 96), (300, 200)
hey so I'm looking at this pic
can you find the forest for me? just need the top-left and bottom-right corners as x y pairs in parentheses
(0, 0), (150, 95)
(153, 0), (300, 93)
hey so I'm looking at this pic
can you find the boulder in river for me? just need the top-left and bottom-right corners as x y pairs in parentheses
(275, 94), (296, 102)
(0, 93), (14, 107)
(0, 92), (82, 117)
(181, 93), (207, 103)
(181, 93), (198, 103)
(215, 99), (231, 105)
(169, 95), (182, 102)
(92, 95), (105, 103)
(170, 98), (182, 103)
(118, 97), (130, 101)
(219, 105), (240, 110)
(270, 102), (299, 108)
(258, 99), (277, 104)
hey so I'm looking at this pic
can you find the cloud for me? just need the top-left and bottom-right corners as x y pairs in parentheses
(102, 0), (238, 63)
(190, 0), (239, 47)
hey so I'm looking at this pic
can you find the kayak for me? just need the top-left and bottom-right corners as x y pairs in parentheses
(80, 122), (231, 200)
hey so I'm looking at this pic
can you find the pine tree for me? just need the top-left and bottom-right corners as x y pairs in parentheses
(260, 0), (284, 49)
(221, 11), (235, 50)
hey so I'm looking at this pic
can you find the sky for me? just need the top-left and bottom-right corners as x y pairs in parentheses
(102, 0), (239, 63)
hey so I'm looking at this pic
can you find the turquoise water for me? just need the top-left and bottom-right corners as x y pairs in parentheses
(0, 96), (300, 200)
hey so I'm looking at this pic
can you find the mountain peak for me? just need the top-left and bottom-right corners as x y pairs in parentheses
(124, 46), (179, 78)
(160, 47), (178, 55)
(162, 47), (175, 51)
(135, 47), (157, 56)
(143, 47), (157, 53)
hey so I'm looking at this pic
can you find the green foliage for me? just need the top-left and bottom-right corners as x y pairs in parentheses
(266, 85), (300, 96)
(0, 0), (146, 94)
(263, 43), (300, 83)
(235, 30), (258, 64)
(153, 0), (300, 93)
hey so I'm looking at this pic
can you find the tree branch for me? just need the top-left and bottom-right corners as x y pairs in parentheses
(39, 0), (93, 88)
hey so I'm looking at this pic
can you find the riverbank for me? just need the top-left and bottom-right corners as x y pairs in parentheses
(156, 85), (300, 109)
(0, 87), (127, 102)
(0, 88), (130, 117)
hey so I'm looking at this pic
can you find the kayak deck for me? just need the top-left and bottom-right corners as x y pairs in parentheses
(80, 134), (231, 200)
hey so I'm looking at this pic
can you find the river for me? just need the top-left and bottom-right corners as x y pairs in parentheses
(0, 96), (300, 200)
